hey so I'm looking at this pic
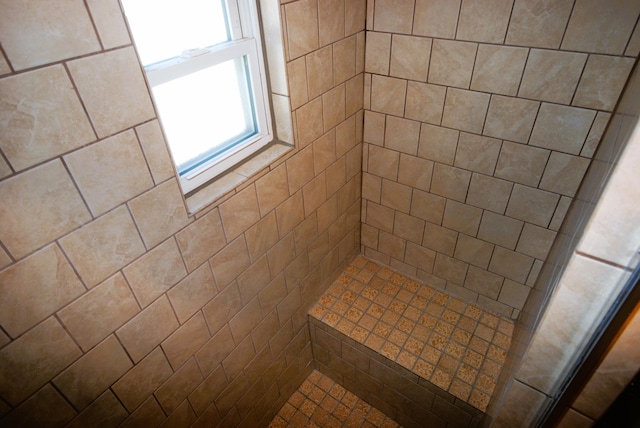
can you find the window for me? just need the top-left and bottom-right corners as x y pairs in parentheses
(121, 0), (273, 194)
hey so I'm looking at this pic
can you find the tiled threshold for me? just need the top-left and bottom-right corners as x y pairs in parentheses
(280, 255), (515, 427)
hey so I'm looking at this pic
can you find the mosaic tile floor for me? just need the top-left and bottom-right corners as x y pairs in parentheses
(308, 256), (514, 412)
(269, 370), (400, 428)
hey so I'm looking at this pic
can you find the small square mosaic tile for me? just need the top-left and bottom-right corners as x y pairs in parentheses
(269, 370), (400, 428)
(309, 256), (515, 412)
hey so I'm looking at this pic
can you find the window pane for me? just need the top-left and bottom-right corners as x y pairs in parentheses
(121, 0), (229, 66)
(152, 56), (257, 174)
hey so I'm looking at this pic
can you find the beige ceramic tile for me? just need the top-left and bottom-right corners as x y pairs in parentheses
(457, 0), (513, 43)
(418, 124), (459, 165)
(67, 47), (155, 138)
(136, 120), (175, 184)
(529, 104), (596, 155)
(209, 235), (251, 288)
(65, 390), (128, 428)
(0, 65), (95, 171)
(288, 56), (309, 110)
(0, 246), (11, 270)
(306, 46), (333, 100)
(366, 201), (395, 234)
(506, 184), (560, 227)
(477, 211), (524, 250)
(368, 145), (399, 181)
(390, 35), (431, 81)
(561, 0), (640, 55)
(162, 312), (210, 370)
(394, 211), (426, 245)
(373, 0), (414, 34)
(194, 325), (236, 375)
(345, 0), (366, 36)
(497, 279), (530, 310)
(431, 163), (471, 203)
(313, 132), (336, 176)
(516, 223), (556, 260)
(345, 73), (364, 117)
(442, 200), (482, 236)
(441, 88), (490, 134)
(287, 146), (315, 194)
(384, 116), (420, 156)
(155, 358), (203, 414)
(464, 266), (503, 300)
(175, 209), (226, 272)
(506, 0), (573, 48)
(303, 172), (327, 216)
(466, 173), (513, 214)
(433, 253), (468, 285)
(370, 75), (407, 117)
(489, 247), (534, 284)
(296, 97), (324, 147)
(429, 39), (477, 88)
(255, 165), (290, 216)
(539, 152), (590, 197)
(318, 0), (344, 47)
(0, 244), (85, 337)
(333, 35), (357, 85)
(518, 49), (587, 104)
(381, 179), (412, 214)
(0, 0), (100, 70)
(119, 397), (166, 427)
(582, 112), (611, 158)
(58, 273), (139, 352)
(116, 295), (179, 363)
(53, 335), (132, 410)
(128, 179), (191, 249)
(167, 263), (217, 324)
(0, 317), (82, 405)
(413, 0), (461, 38)
(471, 45), (528, 96)
(397, 154), (433, 191)
(245, 212), (279, 261)
(405, 81), (446, 125)
(483, 95), (539, 144)
(1, 384), (77, 427)
(65, 130), (153, 216)
(0, 159), (91, 259)
(86, 0), (130, 48)
(364, 31), (391, 75)
(454, 133), (501, 176)
(0, 156), (12, 180)
(494, 141), (550, 187)
(276, 190), (305, 240)
(60, 206), (145, 287)
(410, 190), (446, 225)
(454, 234), (494, 269)
(573, 55), (635, 111)
(285, 0), (319, 59)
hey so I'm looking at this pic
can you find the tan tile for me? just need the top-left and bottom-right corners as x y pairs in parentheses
(431, 163), (471, 202)
(296, 97), (324, 147)
(498, 279), (530, 310)
(516, 223), (556, 261)
(285, 0), (319, 59)
(413, 0), (460, 38)
(410, 190), (446, 224)
(370, 75), (407, 116)
(65, 390), (128, 428)
(167, 263), (217, 324)
(373, 0), (414, 34)
(0, 317), (82, 405)
(561, 0), (640, 55)
(0, 0), (99, 70)
(390, 35), (431, 81)
(155, 358), (203, 414)
(0, 160), (91, 259)
(0, 156), (11, 180)
(441, 88), (490, 134)
(237, 256), (272, 304)
(464, 266), (503, 300)
(405, 81), (446, 125)
(384, 116), (420, 155)
(457, 0), (513, 43)
(0, 65), (95, 171)
(68, 47), (154, 138)
(176, 209), (226, 272)
(202, 283), (243, 335)
(454, 133), (501, 176)
(194, 325), (235, 376)
(495, 141), (550, 187)
(326, 157), (347, 197)
(478, 211), (524, 250)
(582, 112), (611, 158)
(119, 397), (166, 428)
(318, 0), (344, 46)
(483, 95), (539, 144)
(229, 297), (263, 344)
(573, 55), (635, 111)
(336, 115), (357, 157)
(258, 273), (289, 316)
(418, 124), (459, 165)
(86, 0), (130, 49)
(489, 246), (534, 283)
(470, 44), (527, 96)
(287, 146), (315, 195)
(442, 200), (482, 236)
(529, 103), (596, 155)
(288, 57), (308, 110)
(135, 120), (174, 184)
(334, 35), (356, 85)
(368, 145), (399, 181)
(66, 130), (153, 216)
(218, 185), (260, 241)
(539, 152), (590, 197)
(398, 154), (433, 191)
(365, 31), (391, 75)
(161, 399), (197, 426)
(60, 205), (145, 288)
(53, 335), (132, 410)
(506, 184), (560, 227)
(162, 312), (210, 370)
(323, 84), (346, 131)
(1, 384), (77, 427)
(518, 49), (587, 104)
(116, 295), (179, 362)
(434, 253), (468, 285)
(306, 46), (333, 100)
(221, 335), (256, 380)
(303, 172), (327, 216)
(276, 191), (305, 239)
(0, 244), (85, 337)
(454, 233), (494, 269)
(381, 180), (412, 214)
(128, 179), (191, 249)
(506, 0), (573, 48)
(313, 130), (337, 174)
(429, 39), (477, 88)
(423, 223), (457, 256)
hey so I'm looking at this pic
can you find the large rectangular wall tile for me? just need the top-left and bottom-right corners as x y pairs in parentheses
(0, 65), (95, 171)
(373, 0), (414, 34)
(529, 104), (596, 155)
(441, 89), (490, 134)
(0, 384), (77, 428)
(155, 358), (203, 414)
(167, 263), (217, 324)
(413, 0), (460, 39)
(66, 390), (128, 428)
(456, 0), (513, 43)
(135, 120), (175, 184)
(471, 45), (528, 96)
(0, 244), (85, 337)
(175, 209), (226, 272)
(284, 0), (319, 59)
(428, 39), (477, 89)
(483, 96), (539, 144)
(60, 205), (146, 288)
(162, 312), (211, 370)
(506, 0), (573, 48)
(86, 0), (130, 49)
(573, 55), (635, 111)
(0, 160), (91, 259)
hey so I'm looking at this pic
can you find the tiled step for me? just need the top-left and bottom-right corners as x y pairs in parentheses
(307, 256), (514, 428)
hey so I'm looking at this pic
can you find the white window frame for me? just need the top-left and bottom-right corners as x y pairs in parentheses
(124, 0), (273, 194)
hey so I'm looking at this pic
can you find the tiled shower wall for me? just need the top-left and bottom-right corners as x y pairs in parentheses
(0, 0), (365, 426)
(360, 0), (639, 318)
